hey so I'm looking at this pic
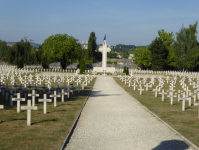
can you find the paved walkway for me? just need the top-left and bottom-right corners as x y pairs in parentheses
(65, 76), (195, 150)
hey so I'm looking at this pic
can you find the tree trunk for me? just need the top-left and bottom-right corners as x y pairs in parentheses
(60, 56), (66, 70)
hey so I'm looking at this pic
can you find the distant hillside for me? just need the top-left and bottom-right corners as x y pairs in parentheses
(115, 44), (136, 50)
(6, 42), (41, 48)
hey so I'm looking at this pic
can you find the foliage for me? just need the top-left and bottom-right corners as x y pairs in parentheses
(6, 41), (41, 48)
(123, 66), (126, 73)
(42, 34), (82, 70)
(131, 46), (151, 69)
(126, 67), (129, 75)
(149, 38), (168, 71)
(84, 49), (90, 60)
(85, 60), (93, 63)
(107, 52), (117, 58)
(36, 45), (50, 69)
(79, 55), (87, 74)
(71, 59), (78, 63)
(172, 22), (199, 70)
(157, 29), (176, 68)
(2, 38), (37, 68)
(107, 61), (117, 64)
(88, 32), (97, 59)
(114, 44), (136, 50)
(0, 40), (7, 56)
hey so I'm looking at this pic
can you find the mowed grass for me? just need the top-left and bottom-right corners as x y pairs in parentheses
(114, 76), (199, 147)
(0, 72), (96, 150)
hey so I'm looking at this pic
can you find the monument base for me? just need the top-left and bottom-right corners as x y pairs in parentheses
(93, 67), (116, 73)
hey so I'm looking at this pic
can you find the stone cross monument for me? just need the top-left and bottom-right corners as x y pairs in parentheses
(99, 32), (111, 76)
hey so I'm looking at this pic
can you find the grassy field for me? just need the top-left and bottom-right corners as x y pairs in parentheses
(0, 72), (96, 150)
(114, 76), (199, 147)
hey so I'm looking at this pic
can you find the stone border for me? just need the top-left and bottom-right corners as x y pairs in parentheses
(114, 77), (199, 150)
(60, 78), (96, 150)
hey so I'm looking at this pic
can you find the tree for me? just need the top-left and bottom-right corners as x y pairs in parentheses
(8, 38), (37, 68)
(107, 52), (117, 58)
(123, 66), (126, 73)
(42, 34), (82, 70)
(79, 55), (87, 74)
(84, 49), (90, 60)
(0, 40), (13, 62)
(36, 44), (51, 69)
(157, 29), (176, 69)
(126, 67), (129, 75)
(0, 40), (7, 56)
(149, 38), (168, 71)
(88, 32), (97, 60)
(131, 46), (151, 70)
(172, 22), (199, 71)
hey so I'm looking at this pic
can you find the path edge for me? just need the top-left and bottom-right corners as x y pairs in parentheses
(113, 77), (199, 150)
(60, 78), (97, 150)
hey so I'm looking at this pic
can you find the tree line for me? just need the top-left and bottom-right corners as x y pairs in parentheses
(0, 32), (98, 73)
(131, 21), (199, 71)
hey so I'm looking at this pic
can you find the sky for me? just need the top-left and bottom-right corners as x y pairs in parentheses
(0, 0), (199, 46)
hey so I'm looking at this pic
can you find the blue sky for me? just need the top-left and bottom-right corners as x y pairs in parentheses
(0, 0), (199, 46)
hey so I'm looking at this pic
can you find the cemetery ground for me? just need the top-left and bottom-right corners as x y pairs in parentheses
(114, 76), (199, 148)
(0, 71), (96, 150)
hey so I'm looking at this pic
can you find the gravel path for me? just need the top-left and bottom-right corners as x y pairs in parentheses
(65, 76), (195, 150)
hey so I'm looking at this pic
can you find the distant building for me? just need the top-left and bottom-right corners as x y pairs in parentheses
(82, 40), (88, 49)
(128, 54), (134, 59)
(7, 44), (13, 47)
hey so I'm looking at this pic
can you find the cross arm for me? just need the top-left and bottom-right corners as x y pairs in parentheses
(21, 106), (38, 110)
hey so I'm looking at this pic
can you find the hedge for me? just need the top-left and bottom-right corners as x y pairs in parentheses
(107, 61), (117, 64)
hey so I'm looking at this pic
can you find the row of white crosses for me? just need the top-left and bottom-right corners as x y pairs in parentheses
(0, 74), (95, 126)
(119, 74), (199, 116)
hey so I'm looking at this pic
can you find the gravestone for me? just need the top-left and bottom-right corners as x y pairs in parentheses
(50, 90), (60, 107)
(28, 90), (39, 106)
(38, 94), (52, 114)
(12, 93), (25, 113)
(21, 100), (38, 126)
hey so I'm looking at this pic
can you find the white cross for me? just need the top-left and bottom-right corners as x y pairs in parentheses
(98, 38), (111, 76)
(50, 90), (60, 107)
(59, 89), (68, 102)
(138, 86), (144, 95)
(159, 89), (167, 101)
(153, 87), (159, 97)
(167, 94), (176, 105)
(12, 93), (25, 113)
(21, 100), (38, 126)
(38, 94), (52, 114)
(28, 90), (39, 106)
(180, 94), (189, 111)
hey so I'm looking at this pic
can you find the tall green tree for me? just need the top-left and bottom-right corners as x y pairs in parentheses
(131, 46), (151, 70)
(157, 29), (175, 68)
(123, 66), (126, 73)
(88, 32), (97, 60)
(9, 38), (37, 68)
(172, 22), (199, 71)
(42, 34), (82, 70)
(126, 67), (129, 75)
(0, 40), (13, 62)
(36, 44), (51, 69)
(79, 55), (87, 74)
(0, 40), (7, 56)
(149, 38), (168, 71)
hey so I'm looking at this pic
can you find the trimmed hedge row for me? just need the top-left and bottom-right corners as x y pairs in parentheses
(107, 61), (117, 64)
